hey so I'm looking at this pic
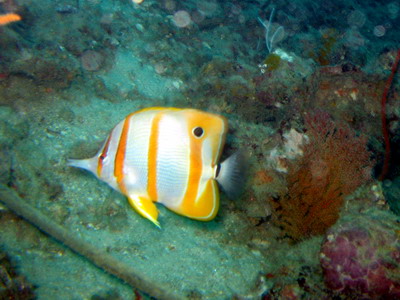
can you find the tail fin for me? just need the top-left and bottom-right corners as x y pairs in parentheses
(68, 158), (89, 169)
(216, 150), (247, 199)
(68, 158), (97, 174)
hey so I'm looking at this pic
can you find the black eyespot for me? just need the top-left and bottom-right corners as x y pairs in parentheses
(193, 127), (204, 138)
(99, 155), (105, 161)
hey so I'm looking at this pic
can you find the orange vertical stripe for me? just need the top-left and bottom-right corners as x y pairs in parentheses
(178, 111), (226, 218)
(114, 115), (133, 194)
(182, 122), (203, 207)
(147, 113), (162, 201)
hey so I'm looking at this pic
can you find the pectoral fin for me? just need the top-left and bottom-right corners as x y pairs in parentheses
(127, 195), (160, 228)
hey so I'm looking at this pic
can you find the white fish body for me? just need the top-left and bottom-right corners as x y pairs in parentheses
(69, 107), (244, 227)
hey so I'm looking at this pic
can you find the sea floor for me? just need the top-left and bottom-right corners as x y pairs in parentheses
(0, 90), (288, 299)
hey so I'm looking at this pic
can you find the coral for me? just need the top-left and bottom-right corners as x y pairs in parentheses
(271, 112), (373, 240)
(320, 215), (400, 298)
(263, 53), (281, 71)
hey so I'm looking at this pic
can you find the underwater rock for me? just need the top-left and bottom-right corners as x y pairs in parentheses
(309, 66), (383, 139)
(268, 128), (307, 173)
(382, 177), (400, 216)
(9, 57), (77, 91)
(0, 249), (36, 299)
(56, 5), (78, 14)
(320, 216), (400, 298)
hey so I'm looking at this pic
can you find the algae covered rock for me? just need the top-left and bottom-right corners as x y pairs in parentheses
(383, 177), (400, 216)
(320, 212), (400, 298)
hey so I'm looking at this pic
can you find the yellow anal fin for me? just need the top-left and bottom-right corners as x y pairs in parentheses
(179, 179), (219, 221)
(127, 195), (160, 228)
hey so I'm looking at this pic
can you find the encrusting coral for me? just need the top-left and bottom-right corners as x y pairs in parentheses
(320, 214), (400, 298)
(270, 111), (373, 241)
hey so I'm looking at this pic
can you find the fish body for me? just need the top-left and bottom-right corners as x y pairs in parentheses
(69, 107), (243, 227)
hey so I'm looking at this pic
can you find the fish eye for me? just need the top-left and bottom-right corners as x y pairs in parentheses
(192, 126), (204, 138)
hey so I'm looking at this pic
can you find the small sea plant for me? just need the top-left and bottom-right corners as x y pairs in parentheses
(258, 8), (284, 54)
